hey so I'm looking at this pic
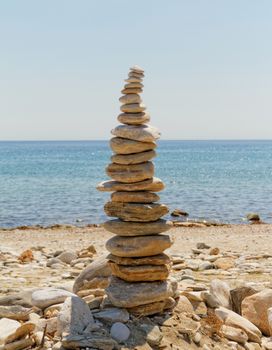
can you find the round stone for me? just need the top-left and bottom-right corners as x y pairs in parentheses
(111, 191), (160, 203)
(96, 177), (165, 192)
(117, 112), (150, 125)
(103, 219), (172, 236)
(104, 202), (168, 222)
(121, 88), (143, 94)
(106, 162), (154, 183)
(107, 253), (171, 266)
(130, 65), (144, 73)
(111, 124), (160, 143)
(106, 276), (177, 308)
(119, 94), (141, 105)
(109, 262), (171, 282)
(110, 322), (130, 343)
(120, 103), (146, 113)
(124, 83), (143, 89)
(110, 137), (156, 155)
(111, 150), (156, 165)
(106, 235), (173, 257)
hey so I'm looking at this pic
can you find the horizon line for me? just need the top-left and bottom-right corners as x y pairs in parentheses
(0, 138), (272, 142)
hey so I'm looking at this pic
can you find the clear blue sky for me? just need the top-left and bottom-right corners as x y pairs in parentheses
(1, 0), (272, 140)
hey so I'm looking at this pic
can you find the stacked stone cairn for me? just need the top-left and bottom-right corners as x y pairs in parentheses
(97, 65), (177, 316)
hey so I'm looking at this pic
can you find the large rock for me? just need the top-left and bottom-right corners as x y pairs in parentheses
(221, 325), (248, 344)
(31, 288), (75, 309)
(107, 253), (171, 266)
(97, 177), (164, 192)
(230, 286), (257, 315)
(120, 103), (146, 113)
(73, 254), (111, 294)
(119, 94), (141, 104)
(106, 235), (172, 257)
(241, 288), (272, 335)
(215, 306), (261, 343)
(111, 191), (159, 203)
(111, 150), (156, 165)
(103, 219), (172, 236)
(109, 262), (171, 282)
(111, 125), (160, 143)
(110, 137), (156, 155)
(210, 279), (231, 308)
(106, 276), (177, 308)
(106, 162), (154, 183)
(57, 296), (94, 335)
(118, 112), (150, 125)
(104, 202), (168, 222)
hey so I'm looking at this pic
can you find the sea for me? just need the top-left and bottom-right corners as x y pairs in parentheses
(0, 140), (272, 228)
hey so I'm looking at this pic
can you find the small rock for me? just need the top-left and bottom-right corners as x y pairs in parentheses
(146, 325), (162, 347)
(196, 242), (210, 249)
(0, 305), (30, 321)
(221, 324), (248, 344)
(193, 332), (202, 344)
(94, 308), (129, 323)
(57, 251), (77, 264)
(110, 322), (130, 343)
(210, 279), (231, 308)
(209, 247), (220, 255)
(246, 213), (260, 222)
(31, 288), (75, 309)
(230, 286), (257, 315)
(0, 319), (21, 345)
(170, 209), (189, 217)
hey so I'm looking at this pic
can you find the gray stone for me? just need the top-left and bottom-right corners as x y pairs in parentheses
(210, 279), (231, 308)
(0, 305), (30, 321)
(31, 288), (75, 309)
(57, 251), (77, 264)
(94, 308), (129, 323)
(110, 322), (130, 343)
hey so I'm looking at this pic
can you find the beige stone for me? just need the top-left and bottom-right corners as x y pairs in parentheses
(97, 177), (164, 192)
(103, 219), (172, 236)
(128, 301), (166, 316)
(107, 253), (171, 266)
(124, 82), (144, 89)
(230, 286), (257, 315)
(130, 65), (144, 74)
(106, 276), (177, 308)
(125, 77), (143, 83)
(117, 112), (150, 125)
(221, 325), (248, 344)
(109, 262), (171, 282)
(111, 191), (160, 203)
(214, 257), (235, 270)
(106, 162), (154, 183)
(120, 103), (146, 113)
(111, 150), (156, 165)
(128, 71), (144, 78)
(119, 94), (141, 104)
(241, 289), (272, 335)
(106, 235), (172, 257)
(175, 296), (194, 314)
(121, 88), (143, 94)
(104, 202), (168, 222)
(110, 137), (156, 155)
(112, 124), (160, 143)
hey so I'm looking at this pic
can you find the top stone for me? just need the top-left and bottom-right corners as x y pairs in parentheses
(130, 65), (144, 74)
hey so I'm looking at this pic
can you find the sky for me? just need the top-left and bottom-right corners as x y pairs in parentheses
(0, 0), (272, 140)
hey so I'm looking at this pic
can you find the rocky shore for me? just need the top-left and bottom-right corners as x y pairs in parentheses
(1, 223), (272, 349)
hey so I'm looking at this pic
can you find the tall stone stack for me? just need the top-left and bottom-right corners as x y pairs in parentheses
(97, 65), (177, 316)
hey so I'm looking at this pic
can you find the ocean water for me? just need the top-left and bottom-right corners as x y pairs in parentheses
(0, 140), (271, 228)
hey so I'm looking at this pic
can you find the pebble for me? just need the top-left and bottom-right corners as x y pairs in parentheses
(110, 322), (130, 343)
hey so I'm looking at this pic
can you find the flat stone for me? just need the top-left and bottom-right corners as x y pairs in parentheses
(130, 65), (144, 73)
(104, 202), (168, 222)
(106, 235), (173, 257)
(106, 276), (177, 308)
(119, 94), (141, 104)
(121, 88), (143, 94)
(125, 77), (143, 83)
(97, 177), (164, 192)
(31, 288), (75, 309)
(0, 319), (20, 345)
(107, 253), (171, 266)
(124, 82), (143, 89)
(118, 112), (150, 125)
(73, 254), (111, 294)
(112, 124), (160, 143)
(128, 71), (144, 77)
(94, 308), (129, 323)
(129, 301), (166, 316)
(111, 191), (159, 203)
(106, 162), (154, 183)
(110, 322), (130, 343)
(109, 262), (171, 282)
(57, 296), (94, 335)
(120, 103), (146, 113)
(62, 334), (117, 350)
(221, 325), (248, 344)
(110, 137), (156, 154)
(103, 219), (172, 236)
(0, 305), (30, 321)
(111, 150), (156, 165)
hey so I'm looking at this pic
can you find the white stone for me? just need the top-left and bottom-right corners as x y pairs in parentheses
(31, 288), (75, 309)
(0, 319), (20, 345)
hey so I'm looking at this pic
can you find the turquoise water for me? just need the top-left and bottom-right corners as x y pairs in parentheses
(0, 140), (271, 228)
